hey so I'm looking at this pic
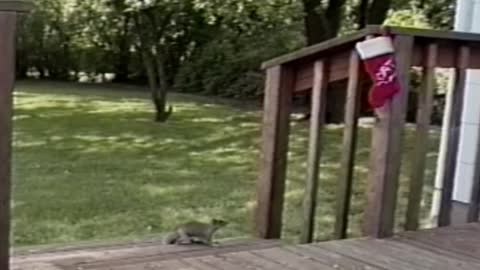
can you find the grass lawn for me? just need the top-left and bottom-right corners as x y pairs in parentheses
(12, 81), (441, 247)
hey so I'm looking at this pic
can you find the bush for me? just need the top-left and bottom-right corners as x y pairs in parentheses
(174, 23), (303, 99)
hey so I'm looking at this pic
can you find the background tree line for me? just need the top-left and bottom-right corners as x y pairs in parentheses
(16, 0), (455, 121)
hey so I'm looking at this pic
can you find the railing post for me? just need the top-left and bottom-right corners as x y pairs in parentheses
(255, 64), (294, 239)
(0, 2), (32, 269)
(363, 35), (414, 238)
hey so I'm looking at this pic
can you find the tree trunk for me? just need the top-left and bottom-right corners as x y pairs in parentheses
(113, 16), (131, 83)
(141, 50), (172, 123)
(302, 0), (329, 45)
(154, 53), (172, 122)
(368, 0), (393, 25)
(357, 0), (369, 29)
(418, 0), (427, 8)
(301, 0), (347, 45)
(113, 54), (130, 82)
(325, 0), (347, 38)
(15, 57), (27, 79)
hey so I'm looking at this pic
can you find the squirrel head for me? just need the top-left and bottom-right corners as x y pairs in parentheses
(211, 218), (228, 227)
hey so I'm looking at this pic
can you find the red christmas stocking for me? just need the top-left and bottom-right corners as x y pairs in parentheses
(355, 36), (400, 108)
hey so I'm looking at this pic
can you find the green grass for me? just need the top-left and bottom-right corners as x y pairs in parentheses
(12, 81), (440, 247)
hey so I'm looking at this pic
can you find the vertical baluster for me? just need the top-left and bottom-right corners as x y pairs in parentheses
(300, 59), (330, 244)
(405, 43), (438, 231)
(255, 65), (294, 239)
(334, 49), (361, 239)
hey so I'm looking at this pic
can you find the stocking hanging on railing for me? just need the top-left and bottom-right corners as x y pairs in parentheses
(355, 35), (401, 109)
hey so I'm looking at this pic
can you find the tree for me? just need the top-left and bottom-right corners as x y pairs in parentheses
(301, 0), (347, 45)
(17, 0), (80, 80)
(125, 0), (214, 122)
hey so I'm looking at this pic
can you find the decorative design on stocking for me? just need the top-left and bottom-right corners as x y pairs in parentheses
(355, 36), (401, 108)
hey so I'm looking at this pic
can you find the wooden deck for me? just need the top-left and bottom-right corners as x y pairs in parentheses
(12, 222), (480, 270)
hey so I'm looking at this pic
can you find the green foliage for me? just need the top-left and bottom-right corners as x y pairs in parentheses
(174, 23), (303, 98)
(16, 0), (456, 99)
(172, 0), (303, 98)
(17, 0), (81, 79)
(384, 5), (431, 28)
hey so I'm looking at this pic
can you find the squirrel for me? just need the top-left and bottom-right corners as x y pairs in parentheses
(163, 219), (228, 246)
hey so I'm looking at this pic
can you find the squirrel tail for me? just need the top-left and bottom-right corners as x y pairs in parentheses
(163, 231), (179, 245)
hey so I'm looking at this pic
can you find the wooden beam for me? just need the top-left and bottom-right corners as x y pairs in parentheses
(405, 43), (438, 231)
(438, 45), (470, 227)
(334, 49), (361, 240)
(0, 11), (18, 270)
(255, 65), (294, 239)
(300, 60), (329, 244)
(262, 25), (480, 70)
(363, 35), (414, 238)
(0, 1), (32, 13)
(468, 139), (480, 222)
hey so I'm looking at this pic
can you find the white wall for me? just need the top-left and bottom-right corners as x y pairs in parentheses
(452, 0), (480, 203)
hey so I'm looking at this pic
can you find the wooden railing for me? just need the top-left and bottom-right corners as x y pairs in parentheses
(0, 2), (32, 270)
(255, 26), (480, 243)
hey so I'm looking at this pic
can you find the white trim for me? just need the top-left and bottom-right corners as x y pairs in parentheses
(355, 36), (394, 60)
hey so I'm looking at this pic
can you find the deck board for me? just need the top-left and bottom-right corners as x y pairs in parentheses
(285, 245), (381, 270)
(12, 223), (480, 270)
(225, 251), (293, 270)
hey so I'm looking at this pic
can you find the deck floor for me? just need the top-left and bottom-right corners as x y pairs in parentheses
(12, 222), (480, 270)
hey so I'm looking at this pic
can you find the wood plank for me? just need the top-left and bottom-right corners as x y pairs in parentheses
(91, 258), (200, 270)
(252, 247), (331, 270)
(405, 43), (438, 231)
(316, 239), (422, 270)
(14, 238), (277, 258)
(300, 60), (329, 244)
(284, 245), (382, 270)
(214, 252), (280, 270)
(411, 43), (480, 69)
(363, 35), (414, 238)
(58, 241), (280, 269)
(0, 11), (18, 270)
(438, 45), (470, 227)
(399, 223), (480, 259)
(182, 257), (218, 270)
(227, 251), (293, 270)
(11, 262), (62, 270)
(255, 65), (294, 239)
(262, 27), (375, 69)
(293, 44), (480, 93)
(193, 255), (246, 270)
(143, 259), (199, 270)
(348, 238), (480, 270)
(393, 235), (480, 263)
(334, 49), (362, 240)
(293, 52), (350, 91)
(0, 1), (33, 12)
(262, 25), (480, 70)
